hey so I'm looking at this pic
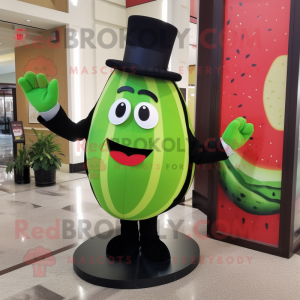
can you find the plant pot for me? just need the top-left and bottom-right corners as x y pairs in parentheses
(14, 166), (31, 184)
(34, 170), (56, 187)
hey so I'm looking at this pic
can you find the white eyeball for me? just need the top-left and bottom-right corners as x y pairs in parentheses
(109, 98), (131, 125)
(134, 102), (159, 129)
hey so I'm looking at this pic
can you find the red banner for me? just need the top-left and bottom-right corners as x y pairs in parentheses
(190, 0), (198, 24)
(217, 0), (291, 246)
(126, 0), (156, 8)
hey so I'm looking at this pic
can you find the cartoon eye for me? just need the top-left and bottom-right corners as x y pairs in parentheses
(43, 67), (47, 71)
(35, 67), (39, 70)
(109, 98), (131, 125)
(134, 102), (159, 129)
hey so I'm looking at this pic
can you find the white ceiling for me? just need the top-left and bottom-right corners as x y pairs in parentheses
(0, 9), (65, 31)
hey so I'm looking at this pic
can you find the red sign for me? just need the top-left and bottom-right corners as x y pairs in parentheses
(15, 29), (24, 41)
(11, 121), (25, 143)
(126, 0), (155, 8)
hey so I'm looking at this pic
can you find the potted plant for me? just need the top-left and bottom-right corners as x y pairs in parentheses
(29, 129), (66, 187)
(6, 145), (31, 184)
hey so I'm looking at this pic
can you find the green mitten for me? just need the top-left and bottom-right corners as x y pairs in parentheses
(18, 72), (58, 113)
(222, 117), (254, 150)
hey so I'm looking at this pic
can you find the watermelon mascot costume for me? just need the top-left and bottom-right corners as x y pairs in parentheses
(18, 16), (254, 264)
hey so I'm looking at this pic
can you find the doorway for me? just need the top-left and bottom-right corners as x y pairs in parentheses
(0, 86), (16, 165)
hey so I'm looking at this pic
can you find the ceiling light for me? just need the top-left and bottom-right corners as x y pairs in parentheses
(0, 43), (3, 45)
(71, 0), (78, 6)
(27, 20), (31, 22)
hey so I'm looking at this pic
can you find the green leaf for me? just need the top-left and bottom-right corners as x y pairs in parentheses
(27, 130), (65, 171)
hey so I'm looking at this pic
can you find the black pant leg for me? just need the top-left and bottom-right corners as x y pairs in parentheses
(120, 219), (139, 238)
(139, 216), (158, 241)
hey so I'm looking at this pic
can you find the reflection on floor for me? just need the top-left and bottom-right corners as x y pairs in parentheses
(0, 167), (300, 300)
(0, 134), (13, 166)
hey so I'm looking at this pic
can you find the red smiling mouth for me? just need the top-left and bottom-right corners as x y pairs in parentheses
(107, 139), (153, 166)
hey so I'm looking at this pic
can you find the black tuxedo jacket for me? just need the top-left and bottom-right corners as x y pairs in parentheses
(38, 106), (229, 165)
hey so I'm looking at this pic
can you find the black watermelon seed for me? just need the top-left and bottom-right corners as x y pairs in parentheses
(243, 116), (247, 118)
(268, 29), (272, 31)
(231, 79), (235, 83)
(242, 34), (245, 40)
(227, 20), (231, 25)
(240, 193), (246, 198)
(257, 15), (261, 18)
(239, 2), (243, 6)
(238, 104), (243, 108)
(246, 54), (250, 58)
(242, 218), (245, 224)
(226, 57), (231, 60)
(233, 93), (237, 96)
(272, 192), (276, 197)
(237, 49), (240, 54)
(236, 198), (241, 202)
(221, 205), (224, 208)
(230, 6), (233, 10)
(249, 137), (254, 140)
(253, 206), (257, 209)
(241, 73), (246, 77)
(265, 223), (269, 229)
(252, 64), (257, 67)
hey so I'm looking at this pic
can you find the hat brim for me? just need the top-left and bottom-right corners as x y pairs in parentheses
(106, 59), (182, 82)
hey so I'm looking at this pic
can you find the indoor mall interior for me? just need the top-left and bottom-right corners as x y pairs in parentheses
(0, 1), (300, 299)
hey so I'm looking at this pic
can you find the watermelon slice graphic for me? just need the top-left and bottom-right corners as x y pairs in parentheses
(217, 0), (291, 245)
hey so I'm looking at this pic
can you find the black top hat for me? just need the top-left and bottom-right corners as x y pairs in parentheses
(106, 15), (182, 82)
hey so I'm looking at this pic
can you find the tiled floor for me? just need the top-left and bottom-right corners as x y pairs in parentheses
(0, 167), (300, 299)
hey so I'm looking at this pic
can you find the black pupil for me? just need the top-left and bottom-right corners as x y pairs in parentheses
(116, 102), (126, 118)
(139, 105), (150, 121)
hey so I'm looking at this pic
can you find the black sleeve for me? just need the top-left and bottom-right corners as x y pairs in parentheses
(37, 106), (95, 142)
(188, 128), (229, 165)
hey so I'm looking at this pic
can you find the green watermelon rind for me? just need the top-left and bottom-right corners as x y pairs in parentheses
(228, 153), (282, 188)
(219, 160), (281, 215)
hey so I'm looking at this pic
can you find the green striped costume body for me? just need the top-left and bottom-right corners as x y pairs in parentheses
(87, 71), (195, 220)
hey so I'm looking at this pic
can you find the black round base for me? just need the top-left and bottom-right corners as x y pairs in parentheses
(35, 182), (56, 187)
(73, 228), (200, 289)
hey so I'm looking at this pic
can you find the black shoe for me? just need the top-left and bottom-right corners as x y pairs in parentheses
(140, 237), (171, 264)
(106, 235), (140, 257)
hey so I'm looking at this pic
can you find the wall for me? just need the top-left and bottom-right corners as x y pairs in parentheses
(127, 0), (190, 90)
(94, 0), (127, 98)
(15, 25), (69, 167)
(0, 72), (16, 84)
(62, 0), (96, 166)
